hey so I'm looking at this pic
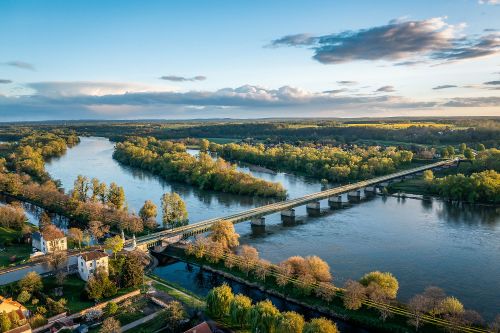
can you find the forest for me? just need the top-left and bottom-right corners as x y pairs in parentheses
(113, 137), (287, 197)
(211, 142), (414, 182)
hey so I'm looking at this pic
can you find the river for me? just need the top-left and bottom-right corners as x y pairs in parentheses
(45, 137), (500, 320)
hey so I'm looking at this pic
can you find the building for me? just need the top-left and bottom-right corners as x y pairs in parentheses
(0, 296), (31, 333)
(183, 322), (214, 333)
(31, 226), (67, 254)
(77, 251), (109, 281)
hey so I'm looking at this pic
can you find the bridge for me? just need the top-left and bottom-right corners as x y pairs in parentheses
(132, 159), (458, 250)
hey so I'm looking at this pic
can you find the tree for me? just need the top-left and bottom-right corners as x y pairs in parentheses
(0, 311), (12, 332)
(91, 178), (107, 203)
(254, 259), (272, 282)
(18, 271), (43, 294)
(277, 311), (305, 333)
(9, 310), (20, 327)
(88, 220), (110, 240)
(206, 283), (234, 318)
(161, 301), (186, 333)
(38, 211), (52, 231)
(72, 175), (90, 202)
(238, 245), (259, 276)
(489, 314), (500, 333)
(104, 302), (118, 316)
(423, 170), (434, 183)
(17, 290), (31, 303)
(104, 235), (124, 258)
(122, 252), (144, 288)
(315, 282), (335, 303)
(408, 294), (429, 330)
(99, 317), (120, 333)
(303, 318), (339, 333)
(161, 192), (188, 229)
(229, 294), (252, 328)
(249, 300), (280, 333)
(359, 271), (399, 299)
(107, 182), (125, 210)
(477, 143), (486, 152)
(139, 200), (157, 228)
(464, 148), (474, 160)
(86, 270), (117, 301)
(343, 280), (365, 310)
(446, 146), (455, 157)
(306, 255), (332, 282)
(422, 286), (446, 316)
(200, 139), (210, 152)
(437, 296), (464, 315)
(67, 227), (83, 248)
(210, 220), (239, 249)
(459, 143), (467, 154)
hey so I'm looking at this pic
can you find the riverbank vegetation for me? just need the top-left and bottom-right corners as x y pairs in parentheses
(0, 203), (35, 266)
(210, 142), (415, 182)
(389, 149), (500, 203)
(176, 222), (496, 332)
(206, 283), (339, 333)
(113, 137), (286, 198)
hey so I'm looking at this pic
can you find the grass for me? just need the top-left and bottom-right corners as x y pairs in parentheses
(42, 275), (92, 313)
(204, 137), (240, 144)
(147, 274), (205, 309)
(0, 226), (32, 267)
(388, 178), (430, 195)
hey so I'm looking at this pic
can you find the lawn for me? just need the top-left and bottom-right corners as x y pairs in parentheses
(0, 226), (32, 267)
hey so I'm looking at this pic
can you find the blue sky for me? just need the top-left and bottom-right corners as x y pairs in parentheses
(0, 0), (499, 120)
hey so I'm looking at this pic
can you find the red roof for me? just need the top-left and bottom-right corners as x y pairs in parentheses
(183, 321), (213, 333)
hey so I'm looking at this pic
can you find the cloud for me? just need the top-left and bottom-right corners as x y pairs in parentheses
(160, 75), (206, 82)
(0, 79), (12, 84)
(337, 80), (358, 85)
(376, 85), (396, 92)
(479, 0), (499, 4)
(433, 84), (458, 90)
(271, 17), (500, 65)
(322, 88), (349, 94)
(484, 80), (500, 85)
(4, 61), (35, 71)
(1, 81), (498, 121)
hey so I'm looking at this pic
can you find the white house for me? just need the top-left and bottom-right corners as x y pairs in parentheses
(32, 226), (67, 254)
(77, 251), (109, 281)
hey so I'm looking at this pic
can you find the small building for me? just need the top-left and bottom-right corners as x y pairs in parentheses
(183, 321), (213, 333)
(31, 227), (67, 254)
(77, 251), (109, 281)
(0, 296), (31, 333)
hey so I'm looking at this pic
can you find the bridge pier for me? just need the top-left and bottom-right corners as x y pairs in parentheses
(328, 196), (342, 209)
(251, 217), (266, 227)
(306, 201), (321, 216)
(364, 186), (376, 196)
(281, 209), (295, 223)
(348, 190), (361, 201)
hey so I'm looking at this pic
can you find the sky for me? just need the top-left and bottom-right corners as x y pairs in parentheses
(0, 0), (499, 121)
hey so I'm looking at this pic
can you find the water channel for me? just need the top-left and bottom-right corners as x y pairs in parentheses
(43, 137), (499, 320)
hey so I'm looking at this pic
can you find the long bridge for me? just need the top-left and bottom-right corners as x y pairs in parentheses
(131, 158), (458, 250)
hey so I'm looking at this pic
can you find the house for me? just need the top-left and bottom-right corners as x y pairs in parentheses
(0, 296), (31, 333)
(77, 251), (109, 281)
(183, 321), (213, 333)
(31, 226), (67, 254)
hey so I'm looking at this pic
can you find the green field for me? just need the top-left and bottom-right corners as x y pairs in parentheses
(0, 226), (31, 267)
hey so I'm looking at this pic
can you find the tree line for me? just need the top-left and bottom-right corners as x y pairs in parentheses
(113, 137), (286, 198)
(210, 142), (414, 182)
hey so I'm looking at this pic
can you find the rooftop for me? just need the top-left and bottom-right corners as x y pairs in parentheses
(80, 251), (108, 261)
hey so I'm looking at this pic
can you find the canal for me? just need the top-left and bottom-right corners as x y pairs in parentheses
(45, 137), (500, 320)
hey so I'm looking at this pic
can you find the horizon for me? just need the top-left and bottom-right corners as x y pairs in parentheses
(1, 0), (499, 121)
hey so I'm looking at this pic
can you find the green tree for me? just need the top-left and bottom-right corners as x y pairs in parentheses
(303, 318), (339, 333)
(139, 200), (157, 228)
(277, 311), (305, 333)
(161, 192), (188, 229)
(464, 148), (474, 160)
(161, 301), (186, 333)
(359, 271), (399, 299)
(210, 220), (239, 249)
(107, 182), (125, 209)
(446, 146), (455, 157)
(104, 236), (124, 258)
(0, 311), (12, 332)
(90, 178), (107, 203)
(229, 294), (252, 328)
(206, 283), (234, 318)
(437, 296), (464, 315)
(249, 300), (280, 333)
(18, 271), (43, 294)
(122, 252), (144, 288)
(104, 302), (118, 316)
(423, 170), (434, 183)
(72, 175), (90, 202)
(459, 143), (467, 154)
(477, 143), (486, 152)
(17, 290), (31, 303)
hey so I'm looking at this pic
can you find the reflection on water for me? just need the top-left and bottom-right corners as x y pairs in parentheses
(45, 137), (499, 320)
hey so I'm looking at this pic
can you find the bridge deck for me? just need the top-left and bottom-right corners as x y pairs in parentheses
(133, 159), (456, 246)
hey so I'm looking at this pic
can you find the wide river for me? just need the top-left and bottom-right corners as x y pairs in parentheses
(45, 137), (500, 320)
